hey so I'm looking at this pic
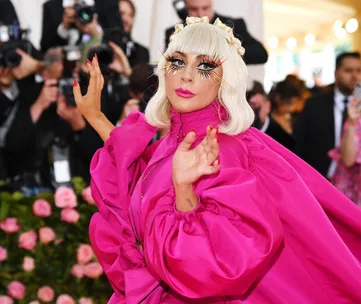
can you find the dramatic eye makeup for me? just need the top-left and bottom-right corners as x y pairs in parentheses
(165, 53), (222, 80)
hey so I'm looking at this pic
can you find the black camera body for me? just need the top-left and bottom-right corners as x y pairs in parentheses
(0, 23), (31, 68)
(74, 1), (95, 25)
(87, 27), (135, 75)
(172, 0), (189, 21)
(58, 78), (77, 107)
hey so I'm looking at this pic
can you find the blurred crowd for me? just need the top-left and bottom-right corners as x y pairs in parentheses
(0, 0), (360, 206)
(248, 51), (361, 206)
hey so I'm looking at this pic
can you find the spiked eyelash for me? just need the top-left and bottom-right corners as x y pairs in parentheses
(198, 70), (212, 80)
(164, 54), (223, 81)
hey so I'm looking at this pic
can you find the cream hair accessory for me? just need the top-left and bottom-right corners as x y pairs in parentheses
(214, 18), (245, 56)
(174, 23), (184, 35)
(213, 18), (232, 34)
(186, 16), (209, 25)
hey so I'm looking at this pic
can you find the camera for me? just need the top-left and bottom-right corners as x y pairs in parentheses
(172, 0), (189, 21)
(87, 44), (113, 74)
(87, 27), (135, 75)
(58, 78), (77, 107)
(60, 46), (81, 107)
(74, 1), (95, 25)
(0, 22), (31, 68)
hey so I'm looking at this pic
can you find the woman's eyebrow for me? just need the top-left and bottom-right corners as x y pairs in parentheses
(173, 51), (186, 57)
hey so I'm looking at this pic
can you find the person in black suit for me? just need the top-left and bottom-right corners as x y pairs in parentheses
(294, 52), (361, 178)
(40, 0), (123, 53)
(247, 83), (295, 151)
(165, 0), (268, 65)
(0, 0), (18, 25)
(2, 47), (101, 192)
(117, 0), (149, 67)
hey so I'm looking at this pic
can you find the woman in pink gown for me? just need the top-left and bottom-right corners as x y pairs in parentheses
(73, 17), (361, 304)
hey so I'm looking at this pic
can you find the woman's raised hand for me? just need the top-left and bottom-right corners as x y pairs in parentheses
(73, 56), (104, 121)
(172, 126), (220, 188)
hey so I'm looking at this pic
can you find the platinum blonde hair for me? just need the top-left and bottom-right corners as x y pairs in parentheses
(145, 16), (255, 135)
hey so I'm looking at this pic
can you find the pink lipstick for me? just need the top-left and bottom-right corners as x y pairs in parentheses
(175, 88), (195, 98)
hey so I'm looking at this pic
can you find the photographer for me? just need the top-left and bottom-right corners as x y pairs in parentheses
(247, 81), (295, 151)
(0, 0), (19, 25)
(40, 0), (123, 53)
(166, 0), (268, 65)
(0, 45), (45, 180)
(2, 47), (97, 193)
(117, 0), (149, 67)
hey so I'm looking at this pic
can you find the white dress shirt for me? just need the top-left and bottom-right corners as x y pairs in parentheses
(260, 115), (270, 133)
(327, 88), (351, 178)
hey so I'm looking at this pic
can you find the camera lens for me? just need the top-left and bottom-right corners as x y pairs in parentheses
(75, 4), (94, 25)
(5, 50), (21, 67)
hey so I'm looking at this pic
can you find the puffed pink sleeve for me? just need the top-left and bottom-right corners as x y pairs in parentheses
(89, 112), (159, 301)
(142, 144), (284, 298)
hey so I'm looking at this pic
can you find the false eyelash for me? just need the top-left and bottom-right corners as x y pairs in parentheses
(198, 70), (213, 80)
(165, 56), (184, 74)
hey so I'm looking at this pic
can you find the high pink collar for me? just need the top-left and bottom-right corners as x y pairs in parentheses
(169, 101), (228, 142)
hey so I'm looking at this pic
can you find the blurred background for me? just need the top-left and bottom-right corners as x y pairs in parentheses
(1, 0), (361, 303)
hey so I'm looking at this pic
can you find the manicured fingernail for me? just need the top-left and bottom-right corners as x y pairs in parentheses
(216, 128), (219, 135)
(94, 54), (98, 61)
(209, 125), (213, 130)
(73, 80), (78, 87)
(87, 59), (91, 65)
(190, 129), (195, 133)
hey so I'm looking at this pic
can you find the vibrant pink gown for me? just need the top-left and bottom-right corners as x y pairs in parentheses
(89, 102), (361, 304)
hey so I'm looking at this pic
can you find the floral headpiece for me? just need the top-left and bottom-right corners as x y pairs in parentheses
(171, 16), (245, 56)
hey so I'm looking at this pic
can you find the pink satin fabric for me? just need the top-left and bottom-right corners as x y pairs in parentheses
(89, 102), (361, 303)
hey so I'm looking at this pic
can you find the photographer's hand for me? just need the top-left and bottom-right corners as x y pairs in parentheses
(76, 15), (101, 37)
(12, 49), (44, 80)
(118, 98), (140, 124)
(30, 79), (58, 123)
(0, 67), (15, 89)
(57, 96), (86, 131)
(73, 55), (114, 142)
(108, 41), (132, 78)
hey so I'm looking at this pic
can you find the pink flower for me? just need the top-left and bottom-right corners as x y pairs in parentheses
(7, 281), (25, 300)
(79, 297), (93, 304)
(0, 246), (7, 262)
(55, 186), (77, 208)
(18, 231), (37, 251)
(81, 187), (95, 205)
(70, 264), (85, 278)
(56, 294), (75, 304)
(84, 262), (103, 279)
(33, 199), (52, 217)
(22, 257), (35, 272)
(0, 295), (13, 304)
(60, 208), (80, 224)
(37, 286), (54, 303)
(39, 227), (56, 244)
(0, 218), (20, 233)
(77, 244), (93, 265)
